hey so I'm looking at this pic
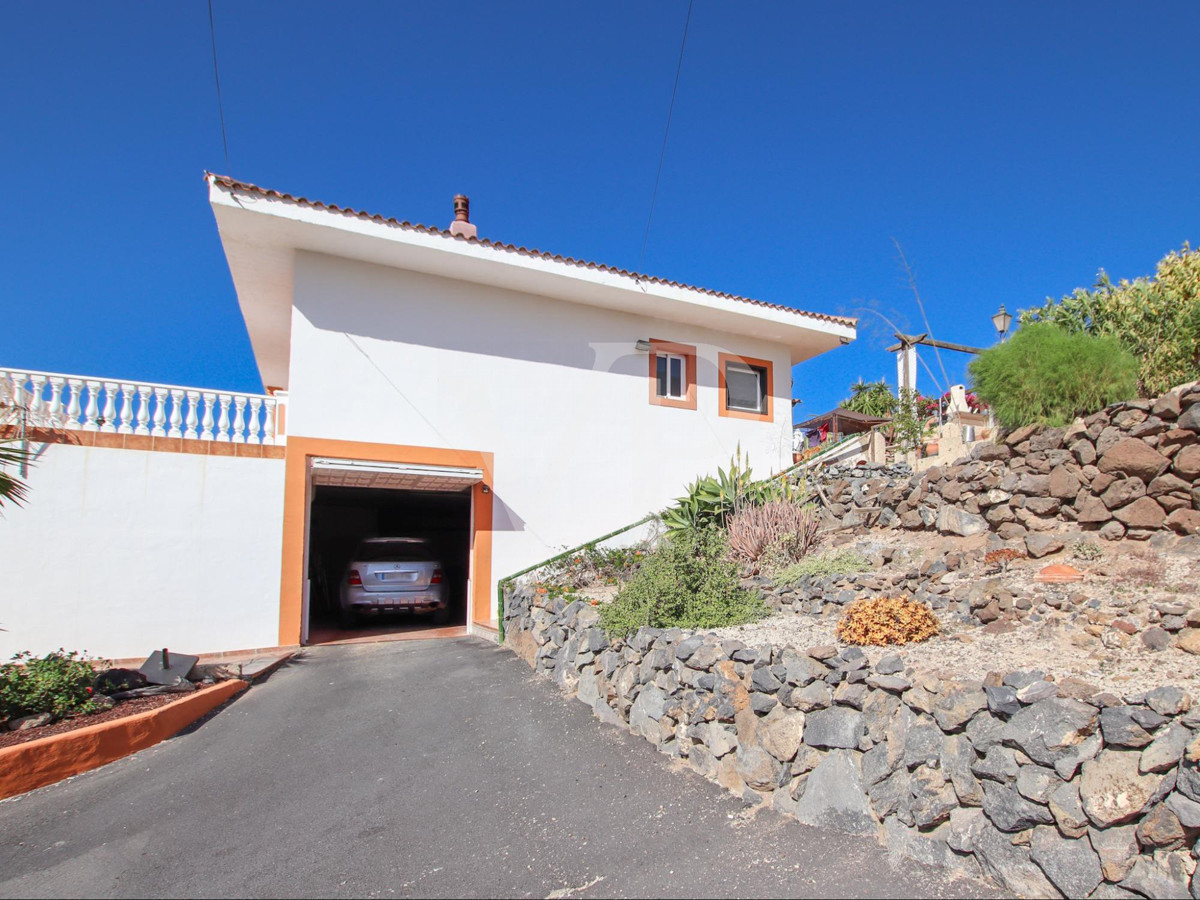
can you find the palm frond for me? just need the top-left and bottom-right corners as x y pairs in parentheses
(0, 439), (33, 509)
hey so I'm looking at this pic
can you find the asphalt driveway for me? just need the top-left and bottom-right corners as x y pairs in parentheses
(0, 638), (998, 899)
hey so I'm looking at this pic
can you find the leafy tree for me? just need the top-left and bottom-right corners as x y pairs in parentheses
(1020, 244), (1200, 396)
(969, 323), (1138, 428)
(841, 379), (897, 417)
(885, 388), (935, 452)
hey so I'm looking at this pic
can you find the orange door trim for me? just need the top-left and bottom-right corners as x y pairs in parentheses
(280, 436), (494, 645)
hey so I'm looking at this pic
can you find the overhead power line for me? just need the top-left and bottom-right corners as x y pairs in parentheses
(638, 0), (695, 273)
(208, 0), (232, 175)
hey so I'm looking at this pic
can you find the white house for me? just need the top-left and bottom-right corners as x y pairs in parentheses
(0, 176), (854, 659)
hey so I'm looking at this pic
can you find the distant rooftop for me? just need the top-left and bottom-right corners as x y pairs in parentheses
(796, 407), (888, 431)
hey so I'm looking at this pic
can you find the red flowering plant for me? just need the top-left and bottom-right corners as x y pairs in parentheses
(916, 394), (942, 419)
(953, 391), (987, 414)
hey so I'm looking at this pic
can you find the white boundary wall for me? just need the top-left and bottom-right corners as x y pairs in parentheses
(0, 443), (284, 660)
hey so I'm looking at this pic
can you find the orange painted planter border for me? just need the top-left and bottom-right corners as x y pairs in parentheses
(0, 679), (247, 800)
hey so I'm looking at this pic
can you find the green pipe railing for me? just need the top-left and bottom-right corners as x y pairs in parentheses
(495, 513), (656, 643)
(493, 444), (839, 643)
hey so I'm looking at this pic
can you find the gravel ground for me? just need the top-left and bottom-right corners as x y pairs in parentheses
(711, 607), (1199, 697)
(712, 538), (1200, 697)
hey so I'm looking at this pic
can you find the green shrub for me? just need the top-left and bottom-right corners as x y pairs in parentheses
(0, 650), (102, 721)
(599, 529), (767, 639)
(773, 549), (872, 585)
(969, 323), (1138, 428)
(1069, 540), (1104, 561)
(1020, 244), (1200, 397)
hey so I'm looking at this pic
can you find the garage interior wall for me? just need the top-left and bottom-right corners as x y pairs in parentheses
(307, 486), (471, 629)
(0, 443), (286, 660)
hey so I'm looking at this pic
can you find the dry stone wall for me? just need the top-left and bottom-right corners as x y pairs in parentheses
(504, 585), (1200, 899)
(814, 382), (1200, 547)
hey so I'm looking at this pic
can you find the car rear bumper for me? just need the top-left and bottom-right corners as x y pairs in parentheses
(342, 586), (446, 613)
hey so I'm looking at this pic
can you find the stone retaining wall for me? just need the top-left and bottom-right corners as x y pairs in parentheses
(814, 383), (1200, 546)
(504, 585), (1200, 899)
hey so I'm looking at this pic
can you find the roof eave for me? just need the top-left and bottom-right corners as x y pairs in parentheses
(208, 176), (856, 384)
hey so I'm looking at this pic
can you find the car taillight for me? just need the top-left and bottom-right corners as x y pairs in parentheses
(348, 569), (362, 586)
(431, 569), (443, 584)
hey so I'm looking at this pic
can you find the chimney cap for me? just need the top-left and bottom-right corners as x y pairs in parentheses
(449, 194), (477, 238)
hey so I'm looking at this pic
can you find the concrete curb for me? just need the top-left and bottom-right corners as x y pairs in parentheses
(0, 679), (247, 801)
(240, 651), (298, 683)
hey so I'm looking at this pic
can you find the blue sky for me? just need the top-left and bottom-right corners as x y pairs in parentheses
(3, 3), (1198, 421)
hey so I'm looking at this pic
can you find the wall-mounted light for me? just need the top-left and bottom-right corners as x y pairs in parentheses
(839, 336), (851, 345)
(634, 339), (652, 352)
(481, 484), (491, 494)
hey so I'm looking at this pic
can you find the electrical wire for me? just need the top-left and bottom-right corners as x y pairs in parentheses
(893, 239), (952, 393)
(208, 0), (232, 176)
(638, 0), (695, 273)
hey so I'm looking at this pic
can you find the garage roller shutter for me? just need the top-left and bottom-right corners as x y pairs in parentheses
(310, 458), (485, 492)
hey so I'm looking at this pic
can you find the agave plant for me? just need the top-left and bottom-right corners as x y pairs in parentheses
(660, 447), (789, 537)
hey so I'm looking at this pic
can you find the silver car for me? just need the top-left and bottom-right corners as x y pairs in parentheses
(339, 537), (450, 626)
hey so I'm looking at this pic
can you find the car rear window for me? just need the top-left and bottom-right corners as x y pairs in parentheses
(354, 541), (429, 562)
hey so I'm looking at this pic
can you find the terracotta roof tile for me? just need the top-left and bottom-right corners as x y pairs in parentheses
(207, 173), (856, 330)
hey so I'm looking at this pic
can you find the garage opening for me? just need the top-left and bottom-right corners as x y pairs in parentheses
(305, 458), (480, 645)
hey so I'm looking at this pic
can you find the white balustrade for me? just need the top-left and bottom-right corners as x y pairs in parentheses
(246, 397), (262, 445)
(0, 367), (283, 445)
(135, 385), (151, 436)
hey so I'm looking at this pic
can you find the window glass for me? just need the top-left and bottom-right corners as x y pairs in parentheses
(656, 353), (686, 399)
(726, 363), (765, 412)
(669, 356), (684, 398)
(355, 539), (430, 562)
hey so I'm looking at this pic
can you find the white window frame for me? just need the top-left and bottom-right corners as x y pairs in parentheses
(725, 362), (765, 413)
(657, 352), (687, 400)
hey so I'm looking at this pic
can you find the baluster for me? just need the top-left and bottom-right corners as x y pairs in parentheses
(83, 380), (102, 431)
(46, 377), (64, 428)
(117, 384), (135, 434)
(215, 394), (232, 441)
(184, 391), (200, 439)
(135, 385), (152, 436)
(99, 382), (118, 433)
(167, 389), (184, 438)
(246, 397), (262, 444)
(64, 379), (83, 430)
(230, 395), (247, 443)
(27, 374), (46, 426)
(200, 392), (216, 440)
(151, 387), (168, 437)
(261, 397), (277, 445)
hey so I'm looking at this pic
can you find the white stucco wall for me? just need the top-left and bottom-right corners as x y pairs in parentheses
(0, 443), (285, 660)
(289, 252), (800, 617)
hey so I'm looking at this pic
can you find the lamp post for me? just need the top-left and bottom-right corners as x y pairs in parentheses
(991, 304), (1012, 342)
